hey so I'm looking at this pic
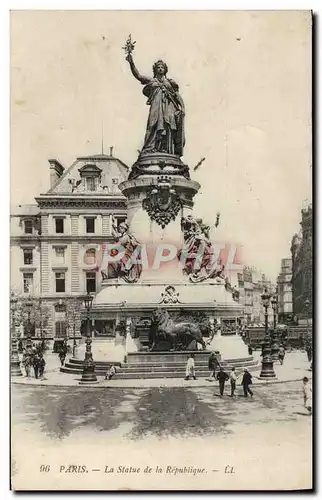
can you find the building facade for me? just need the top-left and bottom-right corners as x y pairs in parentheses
(291, 205), (312, 322)
(276, 258), (293, 324)
(237, 266), (275, 325)
(10, 149), (128, 338)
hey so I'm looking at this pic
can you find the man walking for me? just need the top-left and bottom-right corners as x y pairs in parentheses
(242, 369), (253, 397)
(207, 352), (220, 381)
(32, 352), (40, 379)
(22, 349), (31, 377)
(229, 367), (237, 397)
(184, 354), (197, 381)
(216, 367), (229, 396)
(38, 354), (46, 378)
(278, 345), (286, 365)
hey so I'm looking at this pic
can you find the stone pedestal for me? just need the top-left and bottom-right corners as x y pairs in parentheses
(207, 334), (249, 360)
(119, 155), (200, 284)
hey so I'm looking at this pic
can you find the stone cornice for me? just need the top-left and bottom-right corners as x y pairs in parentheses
(91, 303), (244, 314)
(11, 235), (114, 244)
(35, 195), (127, 210)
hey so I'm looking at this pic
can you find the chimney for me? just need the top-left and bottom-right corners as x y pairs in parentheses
(48, 159), (65, 188)
(109, 146), (114, 157)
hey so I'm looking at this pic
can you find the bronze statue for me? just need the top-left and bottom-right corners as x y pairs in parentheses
(179, 214), (224, 282)
(124, 35), (185, 157)
(150, 309), (207, 351)
(107, 216), (142, 283)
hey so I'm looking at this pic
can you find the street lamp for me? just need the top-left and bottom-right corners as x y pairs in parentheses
(270, 294), (280, 362)
(80, 293), (97, 384)
(25, 300), (33, 349)
(260, 289), (276, 379)
(261, 289), (271, 334)
(271, 294), (278, 330)
(10, 295), (22, 377)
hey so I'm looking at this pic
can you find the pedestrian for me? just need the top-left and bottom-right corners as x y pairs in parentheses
(32, 353), (40, 379)
(216, 367), (229, 396)
(306, 344), (312, 362)
(184, 354), (197, 380)
(278, 346), (285, 365)
(38, 355), (46, 378)
(22, 350), (31, 377)
(302, 377), (312, 415)
(207, 352), (219, 381)
(105, 365), (116, 380)
(229, 367), (237, 397)
(242, 369), (253, 397)
(248, 344), (253, 356)
(59, 349), (66, 366)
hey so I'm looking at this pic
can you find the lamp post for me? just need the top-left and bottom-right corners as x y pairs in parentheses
(80, 293), (97, 384)
(10, 295), (22, 377)
(270, 294), (279, 361)
(73, 323), (77, 358)
(25, 300), (33, 349)
(260, 289), (276, 379)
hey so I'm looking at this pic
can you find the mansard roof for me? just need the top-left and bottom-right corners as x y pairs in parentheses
(46, 151), (129, 196)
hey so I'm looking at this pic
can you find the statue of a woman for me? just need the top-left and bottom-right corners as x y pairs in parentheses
(126, 53), (185, 157)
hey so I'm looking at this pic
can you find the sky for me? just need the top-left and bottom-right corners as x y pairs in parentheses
(10, 10), (312, 279)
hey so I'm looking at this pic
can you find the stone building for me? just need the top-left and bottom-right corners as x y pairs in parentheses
(276, 258), (293, 324)
(237, 266), (275, 324)
(10, 148), (128, 338)
(291, 204), (312, 323)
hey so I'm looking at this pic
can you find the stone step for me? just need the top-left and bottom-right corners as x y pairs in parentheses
(61, 359), (260, 376)
(67, 358), (122, 368)
(66, 358), (257, 371)
(114, 365), (260, 380)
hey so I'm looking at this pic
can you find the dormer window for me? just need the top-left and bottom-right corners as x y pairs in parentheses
(86, 177), (96, 191)
(78, 164), (102, 193)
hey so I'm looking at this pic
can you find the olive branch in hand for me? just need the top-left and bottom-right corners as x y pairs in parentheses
(122, 34), (136, 56)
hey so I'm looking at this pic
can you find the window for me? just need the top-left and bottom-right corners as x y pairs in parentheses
(86, 177), (96, 191)
(86, 272), (96, 293)
(55, 303), (67, 337)
(54, 247), (65, 264)
(55, 218), (64, 234)
(84, 248), (96, 266)
(24, 220), (33, 234)
(55, 321), (67, 337)
(23, 249), (33, 265)
(55, 272), (65, 293)
(23, 273), (33, 293)
(86, 217), (95, 234)
(116, 217), (126, 229)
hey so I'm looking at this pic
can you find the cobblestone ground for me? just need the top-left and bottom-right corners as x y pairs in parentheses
(11, 381), (312, 490)
(12, 381), (311, 440)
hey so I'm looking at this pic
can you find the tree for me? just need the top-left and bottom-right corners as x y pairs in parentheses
(66, 297), (83, 338)
(10, 291), (51, 337)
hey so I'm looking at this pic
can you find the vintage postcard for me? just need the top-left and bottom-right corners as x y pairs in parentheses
(10, 10), (312, 491)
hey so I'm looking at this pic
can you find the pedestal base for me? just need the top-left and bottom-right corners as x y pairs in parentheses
(79, 370), (97, 384)
(11, 361), (23, 377)
(207, 335), (249, 360)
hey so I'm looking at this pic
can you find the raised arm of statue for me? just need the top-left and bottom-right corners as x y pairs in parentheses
(126, 53), (151, 85)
